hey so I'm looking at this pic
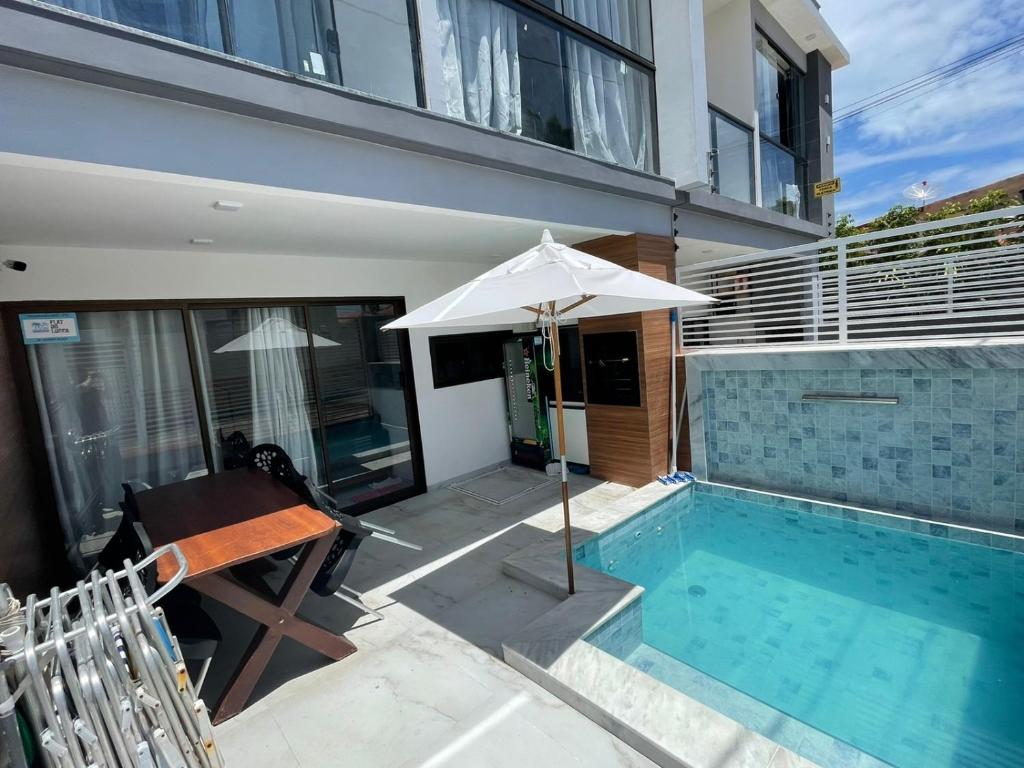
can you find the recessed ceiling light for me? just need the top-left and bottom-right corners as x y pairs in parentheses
(190, 238), (215, 245)
(805, 33), (817, 41)
(213, 200), (243, 212)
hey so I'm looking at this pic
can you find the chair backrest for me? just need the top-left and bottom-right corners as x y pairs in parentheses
(95, 483), (156, 592)
(245, 443), (314, 504)
(311, 529), (364, 596)
(219, 429), (253, 470)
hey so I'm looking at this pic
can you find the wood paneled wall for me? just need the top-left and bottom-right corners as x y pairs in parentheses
(576, 234), (676, 487)
(0, 313), (65, 595)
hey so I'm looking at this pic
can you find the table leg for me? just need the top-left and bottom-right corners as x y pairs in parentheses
(190, 534), (358, 724)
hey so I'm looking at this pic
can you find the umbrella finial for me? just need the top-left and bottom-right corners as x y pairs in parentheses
(541, 229), (555, 244)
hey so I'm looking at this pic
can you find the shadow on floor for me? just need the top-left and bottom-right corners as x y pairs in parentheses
(196, 471), (627, 712)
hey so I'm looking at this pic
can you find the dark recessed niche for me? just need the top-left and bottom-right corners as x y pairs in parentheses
(583, 331), (641, 407)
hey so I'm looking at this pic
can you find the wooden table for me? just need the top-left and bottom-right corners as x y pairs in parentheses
(137, 468), (358, 724)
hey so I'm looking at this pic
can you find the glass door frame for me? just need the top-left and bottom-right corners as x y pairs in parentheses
(3, 296), (427, 522)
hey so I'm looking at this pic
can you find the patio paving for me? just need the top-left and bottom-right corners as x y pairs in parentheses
(204, 471), (657, 767)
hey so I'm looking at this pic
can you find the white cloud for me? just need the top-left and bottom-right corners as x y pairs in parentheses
(822, 0), (1024, 143)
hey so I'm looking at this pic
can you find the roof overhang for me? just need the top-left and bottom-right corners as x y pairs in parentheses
(758, 0), (850, 69)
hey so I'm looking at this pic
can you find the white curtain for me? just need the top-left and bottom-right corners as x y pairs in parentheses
(564, 35), (649, 170)
(27, 310), (206, 571)
(243, 307), (321, 484)
(436, 0), (522, 133)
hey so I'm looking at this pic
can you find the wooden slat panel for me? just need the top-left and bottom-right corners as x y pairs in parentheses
(576, 234), (676, 487)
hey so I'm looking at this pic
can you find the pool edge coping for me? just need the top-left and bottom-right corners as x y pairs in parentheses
(500, 480), (818, 768)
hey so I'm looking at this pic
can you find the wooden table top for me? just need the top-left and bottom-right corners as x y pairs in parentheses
(136, 468), (339, 583)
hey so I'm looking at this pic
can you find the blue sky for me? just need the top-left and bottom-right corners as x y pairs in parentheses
(820, 0), (1024, 223)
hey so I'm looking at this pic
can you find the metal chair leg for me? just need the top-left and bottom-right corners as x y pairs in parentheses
(194, 657), (213, 696)
(332, 590), (384, 621)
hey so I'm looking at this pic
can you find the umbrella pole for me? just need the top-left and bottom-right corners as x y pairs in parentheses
(549, 311), (575, 595)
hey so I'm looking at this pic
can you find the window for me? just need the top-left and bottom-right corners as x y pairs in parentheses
(538, 0), (652, 59)
(709, 108), (755, 205)
(434, 0), (656, 172)
(755, 32), (806, 219)
(41, 0), (422, 106)
(334, 0), (421, 105)
(429, 330), (513, 388)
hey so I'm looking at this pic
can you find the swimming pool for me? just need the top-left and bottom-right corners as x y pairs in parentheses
(575, 483), (1024, 768)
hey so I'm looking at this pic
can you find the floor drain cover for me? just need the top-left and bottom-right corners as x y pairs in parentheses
(688, 585), (707, 597)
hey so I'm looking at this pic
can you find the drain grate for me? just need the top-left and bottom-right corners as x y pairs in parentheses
(688, 585), (707, 597)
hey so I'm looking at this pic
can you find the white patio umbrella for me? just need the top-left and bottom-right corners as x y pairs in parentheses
(384, 230), (714, 594)
(214, 316), (340, 353)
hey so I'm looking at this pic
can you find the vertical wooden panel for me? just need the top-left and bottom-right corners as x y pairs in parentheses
(576, 234), (676, 487)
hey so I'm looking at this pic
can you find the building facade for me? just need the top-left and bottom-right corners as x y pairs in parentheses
(0, 0), (846, 591)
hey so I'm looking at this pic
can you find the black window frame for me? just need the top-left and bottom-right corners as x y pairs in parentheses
(429, 329), (515, 389)
(493, 0), (660, 174)
(754, 28), (808, 220)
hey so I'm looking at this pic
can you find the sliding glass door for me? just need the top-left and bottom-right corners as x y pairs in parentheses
(308, 302), (418, 508)
(20, 298), (423, 566)
(25, 309), (207, 571)
(190, 305), (326, 485)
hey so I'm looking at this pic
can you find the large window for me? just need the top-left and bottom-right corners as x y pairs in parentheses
(435, 0), (656, 172)
(709, 107), (755, 205)
(18, 299), (424, 569)
(755, 32), (806, 219)
(41, 0), (422, 106)
(538, 0), (653, 59)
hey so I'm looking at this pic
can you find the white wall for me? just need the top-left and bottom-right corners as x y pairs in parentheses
(0, 245), (512, 486)
(704, 0), (756, 125)
(651, 0), (710, 189)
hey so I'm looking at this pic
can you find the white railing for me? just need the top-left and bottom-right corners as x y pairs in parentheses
(676, 205), (1024, 347)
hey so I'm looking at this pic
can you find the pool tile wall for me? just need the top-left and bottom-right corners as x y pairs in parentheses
(685, 344), (1024, 534)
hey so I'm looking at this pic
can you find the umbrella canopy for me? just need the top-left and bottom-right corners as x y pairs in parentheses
(214, 316), (340, 353)
(383, 230), (713, 330)
(384, 230), (715, 595)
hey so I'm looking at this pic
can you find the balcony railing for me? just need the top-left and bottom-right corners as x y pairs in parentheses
(708, 108), (755, 205)
(677, 206), (1024, 347)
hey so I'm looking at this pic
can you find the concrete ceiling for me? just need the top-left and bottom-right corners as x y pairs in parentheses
(0, 154), (620, 262)
(675, 236), (755, 268)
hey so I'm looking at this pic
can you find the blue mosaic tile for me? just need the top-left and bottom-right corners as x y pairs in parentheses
(701, 367), (1024, 533)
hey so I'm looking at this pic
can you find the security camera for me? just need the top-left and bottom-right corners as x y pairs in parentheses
(3, 260), (27, 272)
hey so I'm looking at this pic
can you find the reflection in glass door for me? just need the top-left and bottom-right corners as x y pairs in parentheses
(190, 306), (325, 485)
(308, 303), (419, 509)
(25, 310), (207, 570)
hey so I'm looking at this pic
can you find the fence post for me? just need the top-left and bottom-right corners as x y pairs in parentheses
(837, 241), (848, 343)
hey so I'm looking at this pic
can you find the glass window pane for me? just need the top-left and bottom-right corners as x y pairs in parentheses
(334, 0), (419, 106)
(710, 111), (754, 205)
(539, 0), (652, 59)
(229, 0), (341, 83)
(564, 34), (653, 171)
(26, 309), (207, 571)
(760, 140), (803, 217)
(309, 303), (418, 509)
(190, 306), (325, 486)
(519, 12), (572, 149)
(755, 34), (802, 152)
(44, 0), (224, 50)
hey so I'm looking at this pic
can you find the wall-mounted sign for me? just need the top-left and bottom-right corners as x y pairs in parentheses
(19, 313), (80, 345)
(813, 177), (842, 198)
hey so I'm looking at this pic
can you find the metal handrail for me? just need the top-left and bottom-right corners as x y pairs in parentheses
(802, 394), (899, 405)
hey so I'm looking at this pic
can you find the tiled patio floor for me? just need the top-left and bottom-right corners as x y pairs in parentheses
(205, 471), (657, 768)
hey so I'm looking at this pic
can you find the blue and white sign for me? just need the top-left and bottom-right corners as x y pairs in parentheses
(20, 313), (80, 345)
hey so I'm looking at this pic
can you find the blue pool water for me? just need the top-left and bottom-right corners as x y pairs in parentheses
(576, 485), (1024, 768)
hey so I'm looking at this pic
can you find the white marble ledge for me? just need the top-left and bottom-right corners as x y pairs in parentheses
(500, 480), (818, 768)
(681, 338), (1024, 371)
